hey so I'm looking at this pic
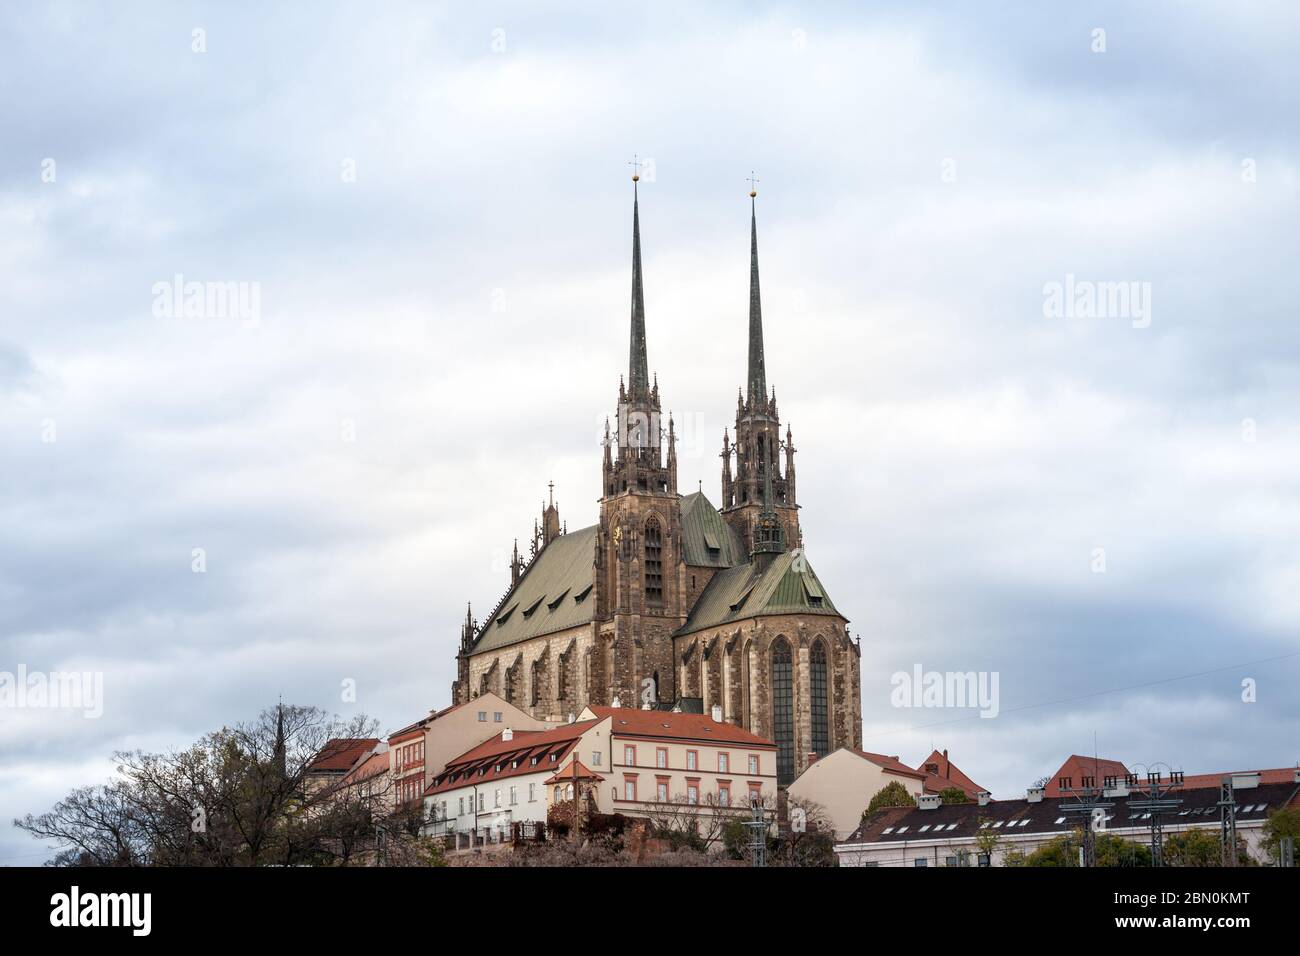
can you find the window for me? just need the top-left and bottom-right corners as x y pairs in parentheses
(458, 797), (465, 816)
(528, 783), (536, 802)
(494, 789), (501, 808)
(686, 750), (697, 771)
(644, 519), (663, 604)
(477, 711), (486, 722)
(772, 638), (795, 785)
(494, 712), (503, 722)
(914, 858), (928, 867)
(810, 640), (829, 758)
(687, 783), (699, 805)
(718, 752), (729, 773)
(748, 754), (759, 774)
(478, 793), (485, 812)
(510, 786), (518, 805)
(718, 785), (730, 807)
(945, 856), (958, 867)
(624, 745), (636, 765)
(919, 825), (930, 832)
(624, 778), (637, 801)
(657, 781), (669, 801)
(591, 751), (601, 766)
(748, 783), (762, 804)
(656, 747), (668, 769)
(882, 827), (894, 834)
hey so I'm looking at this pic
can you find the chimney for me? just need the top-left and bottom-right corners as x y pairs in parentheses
(1294, 768), (1300, 784)
(501, 727), (513, 741)
(1027, 786), (1045, 803)
(1230, 772), (1260, 790)
(918, 793), (941, 811)
(612, 695), (621, 709)
(977, 790), (992, 807)
(711, 704), (723, 722)
(567, 712), (576, 724)
(943, 748), (950, 779)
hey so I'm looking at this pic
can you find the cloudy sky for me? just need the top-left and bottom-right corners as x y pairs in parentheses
(3, 1), (1299, 862)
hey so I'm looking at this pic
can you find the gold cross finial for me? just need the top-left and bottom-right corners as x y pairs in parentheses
(747, 170), (759, 198)
(628, 154), (644, 183)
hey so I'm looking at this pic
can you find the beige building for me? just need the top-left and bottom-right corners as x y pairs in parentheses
(787, 748), (930, 840)
(422, 705), (778, 845)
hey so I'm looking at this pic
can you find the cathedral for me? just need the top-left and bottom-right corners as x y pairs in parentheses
(452, 175), (862, 786)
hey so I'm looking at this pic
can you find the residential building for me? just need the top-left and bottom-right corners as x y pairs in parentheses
(303, 737), (380, 796)
(836, 770), (1300, 867)
(787, 748), (929, 840)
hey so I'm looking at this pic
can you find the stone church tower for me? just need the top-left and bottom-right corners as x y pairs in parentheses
(452, 175), (862, 788)
(594, 176), (689, 709)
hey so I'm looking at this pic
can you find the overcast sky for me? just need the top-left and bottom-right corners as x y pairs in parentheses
(3, 1), (1299, 863)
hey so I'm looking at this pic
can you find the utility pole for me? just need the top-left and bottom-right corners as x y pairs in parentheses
(1218, 777), (1238, 867)
(1060, 781), (1113, 867)
(745, 795), (768, 867)
(1126, 767), (1183, 867)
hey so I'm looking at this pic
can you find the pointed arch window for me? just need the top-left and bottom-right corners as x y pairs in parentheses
(810, 640), (830, 757)
(772, 638), (795, 786)
(644, 518), (663, 605)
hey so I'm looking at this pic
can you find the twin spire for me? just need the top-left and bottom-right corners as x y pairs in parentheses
(624, 174), (767, 409)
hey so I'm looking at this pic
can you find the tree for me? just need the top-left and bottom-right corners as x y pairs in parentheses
(1160, 827), (1252, 867)
(1020, 830), (1151, 867)
(973, 816), (1002, 866)
(15, 703), (381, 867)
(1262, 807), (1300, 865)
(938, 787), (970, 805)
(865, 780), (916, 817)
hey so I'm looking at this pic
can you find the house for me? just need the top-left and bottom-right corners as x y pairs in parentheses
(836, 770), (1300, 867)
(914, 749), (986, 797)
(388, 692), (555, 811)
(422, 704), (779, 845)
(422, 721), (600, 843)
(787, 748), (930, 840)
(1044, 754), (1131, 797)
(303, 737), (380, 796)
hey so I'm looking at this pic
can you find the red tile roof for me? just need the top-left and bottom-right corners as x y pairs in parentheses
(586, 706), (776, 747)
(340, 750), (389, 786)
(544, 759), (604, 785)
(914, 749), (986, 796)
(307, 738), (380, 773)
(424, 721), (601, 797)
(1044, 755), (1131, 796)
(1178, 767), (1299, 791)
(855, 750), (928, 781)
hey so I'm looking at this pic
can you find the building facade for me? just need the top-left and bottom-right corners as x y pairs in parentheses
(422, 705), (778, 842)
(452, 180), (862, 785)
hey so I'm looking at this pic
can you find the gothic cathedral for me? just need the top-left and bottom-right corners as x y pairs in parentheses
(453, 177), (862, 785)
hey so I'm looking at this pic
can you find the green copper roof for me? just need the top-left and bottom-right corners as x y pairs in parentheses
(674, 547), (843, 637)
(680, 491), (745, 568)
(472, 524), (597, 654)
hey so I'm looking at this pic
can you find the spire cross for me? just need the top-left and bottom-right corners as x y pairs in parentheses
(747, 170), (760, 195)
(628, 155), (644, 181)
(548, 480), (554, 507)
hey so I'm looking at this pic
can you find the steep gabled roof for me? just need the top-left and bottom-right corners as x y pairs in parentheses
(915, 749), (987, 797)
(306, 738), (380, 774)
(472, 525), (597, 654)
(680, 491), (745, 568)
(675, 547), (843, 637)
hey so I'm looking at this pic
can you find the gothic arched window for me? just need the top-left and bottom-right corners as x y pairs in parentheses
(771, 638), (795, 786)
(810, 640), (830, 757)
(644, 518), (663, 605)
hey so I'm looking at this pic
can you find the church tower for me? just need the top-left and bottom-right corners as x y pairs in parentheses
(595, 171), (687, 708)
(721, 188), (801, 553)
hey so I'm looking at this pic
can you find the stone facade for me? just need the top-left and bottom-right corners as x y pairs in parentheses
(451, 183), (863, 786)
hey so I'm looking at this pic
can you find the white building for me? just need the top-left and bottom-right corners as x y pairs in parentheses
(835, 771), (1300, 867)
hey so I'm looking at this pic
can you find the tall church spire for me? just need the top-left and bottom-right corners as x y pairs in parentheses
(746, 181), (766, 410)
(628, 173), (649, 397)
